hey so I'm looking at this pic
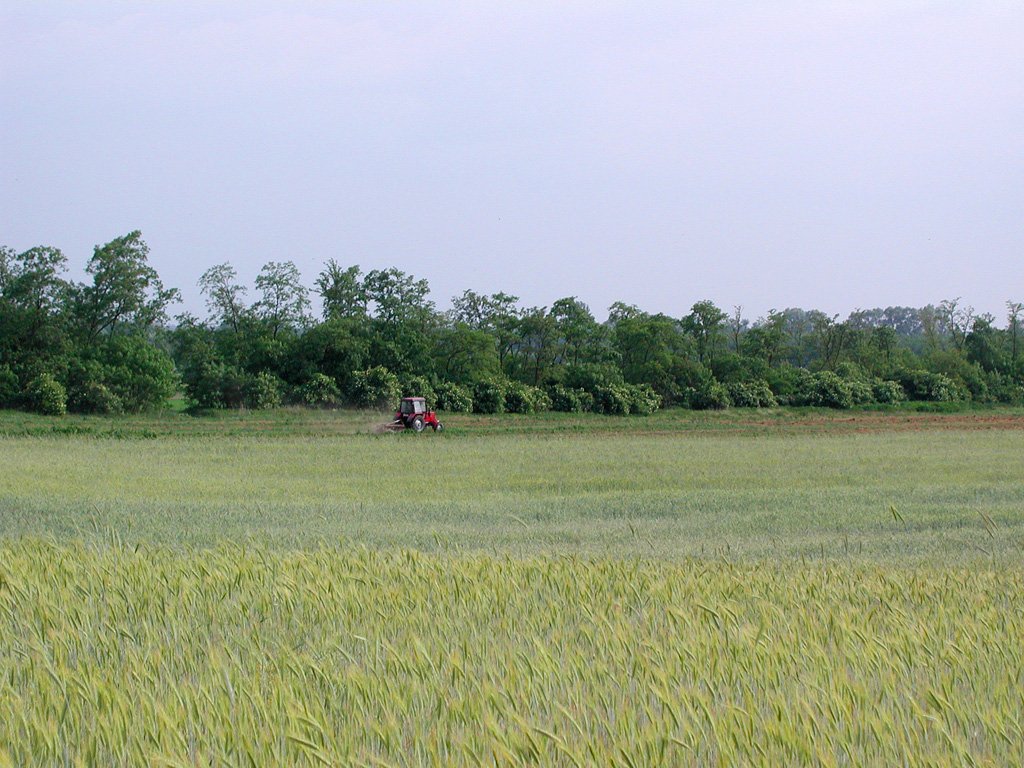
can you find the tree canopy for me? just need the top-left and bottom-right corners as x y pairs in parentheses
(2, 231), (1022, 415)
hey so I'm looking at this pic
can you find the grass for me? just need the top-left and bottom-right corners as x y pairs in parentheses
(2, 543), (1021, 766)
(1, 407), (1022, 764)
(1, 425), (1021, 562)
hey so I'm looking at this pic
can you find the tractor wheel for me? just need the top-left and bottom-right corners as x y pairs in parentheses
(411, 417), (425, 433)
(433, 422), (444, 433)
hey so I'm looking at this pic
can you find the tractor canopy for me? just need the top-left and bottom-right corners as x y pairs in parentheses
(400, 397), (427, 415)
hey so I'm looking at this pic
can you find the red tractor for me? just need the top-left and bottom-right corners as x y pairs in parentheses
(388, 397), (443, 433)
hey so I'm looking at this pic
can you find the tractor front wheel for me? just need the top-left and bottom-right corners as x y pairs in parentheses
(411, 417), (425, 433)
(433, 422), (444, 433)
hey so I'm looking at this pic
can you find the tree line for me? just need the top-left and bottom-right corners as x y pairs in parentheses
(2, 232), (1022, 416)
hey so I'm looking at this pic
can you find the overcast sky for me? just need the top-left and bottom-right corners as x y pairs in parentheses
(2, 1), (1022, 323)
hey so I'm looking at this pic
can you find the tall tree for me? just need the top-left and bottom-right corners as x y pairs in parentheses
(317, 261), (366, 320)
(254, 261), (310, 338)
(1007, 300), (1022, 368)
(550, 296), (599, 367)
(0, 245), (71, 368)
(683, 300), (727, 366)
(363, 268), (433, 324)
(198, 263), (248, 333)
(71, 231), (179, 343)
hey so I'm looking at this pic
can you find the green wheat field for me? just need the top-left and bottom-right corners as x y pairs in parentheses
(1, 410), (1022, 765)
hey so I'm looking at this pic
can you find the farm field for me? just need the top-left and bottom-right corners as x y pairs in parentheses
(2, 408), (1023, 765)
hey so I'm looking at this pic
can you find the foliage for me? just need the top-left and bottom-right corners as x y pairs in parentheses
(397, 374), (436, 408)
(799, 371), (855, 409)
(23, 372), (67, 416)
(3, 234), (1022, 417)
(70, 231), (180, 343)
(871, 379), (906, 405)
(548, 385), (591, 413)
(433, 381), (473, 413)
(472, 379), (506, 414)
(726, 380), (778, 408)
(0, 365), (19, 407)
(899, 370), (965, 402)
(592, 384), (634, 415)
(624, 383), (661, 415)
(295, 373), (341, 407)
(503, 381), (549, 414)
(348, 366), (400, 410)
(244, 371), (283, 410)
(688, 380), (731, 410)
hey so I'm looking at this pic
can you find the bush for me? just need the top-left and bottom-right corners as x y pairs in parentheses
(348, 366), (401, 410)
(900, 370), (965, 402)
(625, 384), (661, 415)
(398, 374), (436, 408)
(504, 381), (550, 414)
(593, 384), (632, 415)
(0, 365), (20, 407)
(100, 336), (178, 412)
(24, 373), (67, 416)
(765, 365), (810, 405)
(434, 381), (473, 413)
(296, 373), (340, 407)
(799, 371), (854, 409)
(561, 363), (623, 394)
(70, 380), (123, 414)
(472, 379), (506, 414)
(244, 372), (283, 410)
(549, 385), (589, 413)
(871, 379), (905, 405)
(726, 380), (778, 408)
(846, 378), (874, 406)
(688, 380), (731, 410)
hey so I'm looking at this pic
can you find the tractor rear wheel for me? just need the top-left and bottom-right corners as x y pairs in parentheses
(411, 417), (425, 432)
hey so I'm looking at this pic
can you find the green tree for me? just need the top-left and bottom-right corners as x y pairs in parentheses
(0, 245), (71, 372)
(198, 263), (248, 333)
(682, 300), (728, 366)
(254, 261), (310, 338)
(71, 231), (180, 343)
(317, 261), (366, 320)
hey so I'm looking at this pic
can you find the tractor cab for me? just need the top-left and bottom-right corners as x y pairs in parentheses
(400, 397), (426, 416)
(391, 397), (443, 433)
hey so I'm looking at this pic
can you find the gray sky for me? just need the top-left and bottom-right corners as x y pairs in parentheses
(2, 1), (1022, 323)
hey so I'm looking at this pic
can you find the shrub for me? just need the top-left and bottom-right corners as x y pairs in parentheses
(625, 384), (661, 415)
(900, 370), (964, 402)
(593, 385), (632, 415)
(688, 380), (731, 410)
(800, 371), (854, 409)
(561, 363), (623, 394)
(549, 385), (589, 413)
(348, 366), (401, 410)
(472, 379), (506, 414)
(296, 373), (340, 407)
(871, 379), (905, 405)
(100, 336), (177, 412)
(0, 365), (20, 407)
(398, 374), (436, 408)
(766, 365), (810, 405)
(433, 381), (473, 413)
(504, 382), (549, 414)
(846, 378), (874, 406)
(726, 380), (778, 408)
(24, 373), (67, 416)
(244, 372), (283, 410)
(70, 380), (123, 414)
